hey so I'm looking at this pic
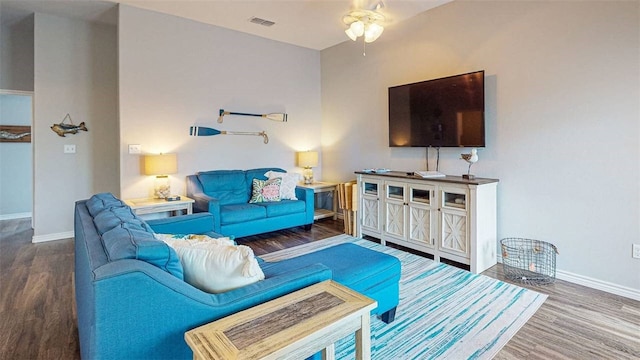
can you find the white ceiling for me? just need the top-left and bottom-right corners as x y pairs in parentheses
(1, 0), (452, 50)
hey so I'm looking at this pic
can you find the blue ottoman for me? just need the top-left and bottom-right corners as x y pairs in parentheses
(263, 243), (401, 323)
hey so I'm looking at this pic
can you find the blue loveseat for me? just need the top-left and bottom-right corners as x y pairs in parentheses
(186, 167), (314, 238)
(74, 193), (400, 360)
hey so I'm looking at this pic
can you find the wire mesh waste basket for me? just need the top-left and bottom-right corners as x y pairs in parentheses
(500, 238), (558, 285)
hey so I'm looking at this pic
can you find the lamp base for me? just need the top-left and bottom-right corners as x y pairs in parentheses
(154, 176), (171, 199)
(462, 174), (476, 180)
(303, 167), (314, 185)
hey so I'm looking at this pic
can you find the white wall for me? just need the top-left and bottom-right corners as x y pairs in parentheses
(33, 13), (118, 240)
(0, 15), (34, 91)
(0, 93), (32, 218)
(118, 5), (322, 199)
(321, 1), (639, 291)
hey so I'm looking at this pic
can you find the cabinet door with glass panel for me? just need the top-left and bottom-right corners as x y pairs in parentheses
(383, 181), (407, 239)
(360, 178), (382, 235)
(438, 186), (470, 260)
(407, 183), (436, 250)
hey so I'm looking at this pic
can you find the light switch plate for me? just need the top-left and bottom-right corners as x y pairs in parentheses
(64, 144), (76, 154)
(128, 144), (142, 154)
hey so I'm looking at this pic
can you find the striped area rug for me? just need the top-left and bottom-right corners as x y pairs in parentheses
(260, 235), (547, 360)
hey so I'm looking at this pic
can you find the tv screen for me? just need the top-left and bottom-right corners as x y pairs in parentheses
(389, 70), (485, 147)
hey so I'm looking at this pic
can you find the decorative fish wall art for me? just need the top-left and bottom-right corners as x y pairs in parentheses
(0, 125), (31, 143)
(51, 114), (88, 137)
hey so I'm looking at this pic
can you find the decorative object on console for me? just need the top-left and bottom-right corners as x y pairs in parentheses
(0, 125), (31, 143)
(217, 109), (287, 123)
(144, 153), (178, 199)
(50, 113), (88, 137)
(343, 1), (385, 55)
(297, 151), (319, 184)
(189, 126), (269, 144)
(461, 148), (478, 180)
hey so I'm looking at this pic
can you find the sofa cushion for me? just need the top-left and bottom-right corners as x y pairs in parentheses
(166, 239), (264, 293)
(197, 170), (248, 205)
(101, 225), (184, 280)
(264, 171), (301, 200)
(266, 243), (401, 294)
(86, 192), (126, 217)
(93, 206), (154, 235)
(220, 204), (266, 225)
(249, 178), (282, 203)
(255, 200), (306, 217)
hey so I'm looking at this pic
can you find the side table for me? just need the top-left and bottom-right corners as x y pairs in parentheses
(124, 196), (194, 216)
(298, 182), (338, 220)
(185, 280), (377, 360)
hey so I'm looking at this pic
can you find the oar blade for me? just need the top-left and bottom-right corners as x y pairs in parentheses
(265, 113), (287, 122)
(189, 126), (221, 136)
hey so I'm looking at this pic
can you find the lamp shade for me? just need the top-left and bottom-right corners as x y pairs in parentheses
(144, 153), (177, 176)
(297, 151), (319, 168)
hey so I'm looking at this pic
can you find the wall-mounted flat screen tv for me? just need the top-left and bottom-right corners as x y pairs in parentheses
(389, 70), (485, 147)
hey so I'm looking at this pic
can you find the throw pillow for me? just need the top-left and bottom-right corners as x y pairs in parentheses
(166, 240), (265, 293)
(155, 233), (235, 247)
(264, 171), (301, 200)
(249, 178), (282, 203)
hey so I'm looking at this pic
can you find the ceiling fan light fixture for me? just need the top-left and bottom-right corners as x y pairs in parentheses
(342, 9), (385, 44)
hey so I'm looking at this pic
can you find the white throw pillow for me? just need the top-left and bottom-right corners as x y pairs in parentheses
(164, 238), (264, 293)
(264, 171), (301, 200)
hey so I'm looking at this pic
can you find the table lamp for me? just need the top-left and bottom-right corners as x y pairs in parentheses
(144, 153), (177, 199)
(297, 151), (318, 185)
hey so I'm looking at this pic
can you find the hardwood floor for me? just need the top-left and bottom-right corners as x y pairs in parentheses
(1, 217), (638, 359)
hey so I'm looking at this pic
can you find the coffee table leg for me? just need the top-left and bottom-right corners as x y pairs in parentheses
(322, 343), (336, 360)
(355, 313), (372, 360)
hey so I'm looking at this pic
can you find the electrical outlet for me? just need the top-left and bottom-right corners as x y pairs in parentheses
(128, 144), (142, 154)
(64, 144), (76, 154)
(633, 244), (640, 259)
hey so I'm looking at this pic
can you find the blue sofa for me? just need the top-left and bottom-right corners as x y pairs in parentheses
(74, 193), (400, 360)
(186, 167), (314, 238)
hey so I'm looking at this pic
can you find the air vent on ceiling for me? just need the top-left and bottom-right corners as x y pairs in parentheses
(249, 17), (275, 27)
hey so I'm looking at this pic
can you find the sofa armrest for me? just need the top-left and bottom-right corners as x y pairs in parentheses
(295, 186), (315, 225)
(146, 213), (222, 236)
(189, 192), (222, 231)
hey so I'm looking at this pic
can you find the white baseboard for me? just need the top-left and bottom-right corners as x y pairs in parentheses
(0, 212), (32, 220)
(497, 255), (639, 301)
(32, 231), (74, 243)
(556, 269), (640, 301)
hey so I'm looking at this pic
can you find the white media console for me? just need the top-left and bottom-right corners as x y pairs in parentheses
(355, 171), (499, 274)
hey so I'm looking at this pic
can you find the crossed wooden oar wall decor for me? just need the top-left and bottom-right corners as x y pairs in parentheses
(190, 108), (287, 145)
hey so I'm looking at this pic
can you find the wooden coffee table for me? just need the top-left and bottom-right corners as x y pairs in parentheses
(184, 280), (377, 360)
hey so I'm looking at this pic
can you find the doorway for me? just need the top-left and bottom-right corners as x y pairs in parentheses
(0, 90), (33, 222)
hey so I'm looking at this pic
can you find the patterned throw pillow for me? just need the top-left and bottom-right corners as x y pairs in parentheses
(264, 171), (301, 200)
(249, 178), (282, 203)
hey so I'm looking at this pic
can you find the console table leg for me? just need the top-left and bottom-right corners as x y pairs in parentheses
(322, 343), (336, 360)
(355, 313), (372, 360)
